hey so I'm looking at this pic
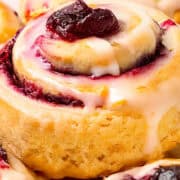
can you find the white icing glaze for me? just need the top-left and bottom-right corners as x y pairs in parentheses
(106, 25), (180, 153)
(91, 63), (120, 77)
(0, 169), (29, 180)
(86, 38), (119, 76)
(13, 0), (160, 77)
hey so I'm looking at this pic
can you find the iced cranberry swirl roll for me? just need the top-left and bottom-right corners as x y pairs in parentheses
(0, 0), (180, 179)
(105, 159), (180, 180)
(0, 146), (45, 180)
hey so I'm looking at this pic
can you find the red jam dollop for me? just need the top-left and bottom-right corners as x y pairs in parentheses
(46, 0), (120, 41)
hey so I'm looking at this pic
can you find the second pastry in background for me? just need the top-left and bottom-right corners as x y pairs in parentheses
(0, 1), (21, 44)
(130, 0), (180, 23)
(19, 0), (180, 23)
(19, 0), (72, 23)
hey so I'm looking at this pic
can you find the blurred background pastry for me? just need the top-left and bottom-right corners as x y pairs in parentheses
(18, 0), (180, 24)
(19, 0), (71, 23)
(105, 159), (180, 180)
(0, 1), (21, 44)
(131, 0), (180, 23)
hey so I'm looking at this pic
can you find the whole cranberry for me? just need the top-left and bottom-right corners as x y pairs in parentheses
(46, 0), (120, 41)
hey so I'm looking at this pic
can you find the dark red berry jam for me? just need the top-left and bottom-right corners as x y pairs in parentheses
(0, 158), (9, 169)
(160, 19), (176, 30)
(46, 0), (120, 41)
(0, 24), (167, 106)
(0, 38), (84, 107)
(0, 146), (9, 169)
(0, 146), (8, 164)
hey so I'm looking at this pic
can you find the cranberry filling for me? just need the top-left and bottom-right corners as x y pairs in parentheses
(0, 38), (84, 107)
(124, 42), (167, 77)
(160, 19), (176, 30)
(0, 146), (9, 169)
(46, 0), (120, 41)
(0, 18), (169, 107)
(0, 146), (8, 164)
(123, 165), (180, 180)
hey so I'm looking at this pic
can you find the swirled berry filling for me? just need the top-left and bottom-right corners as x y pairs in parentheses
(0, 38), (84, 107)
(0, 146), (9, 169)
(123, 165), (180, 180)
(46, 0), (120, 41)
(123, 42), (167, 77)
(160, 19), (176, 30)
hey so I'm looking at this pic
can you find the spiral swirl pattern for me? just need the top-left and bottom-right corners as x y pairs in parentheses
(13, 0), (164, 108)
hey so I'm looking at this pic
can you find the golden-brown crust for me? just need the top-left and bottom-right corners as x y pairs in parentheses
(19, 0), (72, 23)
(0, 97), (179, 179)
(0, 101), (146, 178)
(0, 1), (21, 43)
(174, 10), (180, 23)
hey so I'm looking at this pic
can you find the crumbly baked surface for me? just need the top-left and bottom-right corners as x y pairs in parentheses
(0, 101), (179, 179)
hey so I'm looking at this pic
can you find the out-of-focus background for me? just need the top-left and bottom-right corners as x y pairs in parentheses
(2, 0), (19, 11)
